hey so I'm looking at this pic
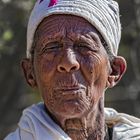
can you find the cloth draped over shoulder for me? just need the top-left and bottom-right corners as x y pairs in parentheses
(4, 103), (140, 140)
(105, 108), (140, 140)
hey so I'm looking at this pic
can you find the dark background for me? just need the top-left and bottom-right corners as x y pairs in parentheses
(0, 0), (140, 139)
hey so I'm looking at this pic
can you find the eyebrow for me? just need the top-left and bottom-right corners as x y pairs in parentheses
(36, 28), (102, 47)
(86, 32), (102, 43)
(38, 31), (66, 44)
(67, 32), (101, 44)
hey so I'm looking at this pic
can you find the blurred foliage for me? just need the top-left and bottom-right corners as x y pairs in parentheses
(0, 0), (140, 139)
(0, 0), (36, 139)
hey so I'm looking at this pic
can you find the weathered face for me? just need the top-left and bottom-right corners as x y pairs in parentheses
(30, 15), (110, 119)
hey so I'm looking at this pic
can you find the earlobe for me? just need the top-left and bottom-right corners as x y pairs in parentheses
(107, 56), (127, 88)
(21, 58), (37, 88)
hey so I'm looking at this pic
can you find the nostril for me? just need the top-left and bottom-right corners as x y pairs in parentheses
(58, 65), (78, 72)
(57, 62), (80, 73)
(59, 66), (66, 72)
(71, 66), (77, 71)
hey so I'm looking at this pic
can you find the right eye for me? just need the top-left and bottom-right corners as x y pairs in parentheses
(42, 42), (62, 53)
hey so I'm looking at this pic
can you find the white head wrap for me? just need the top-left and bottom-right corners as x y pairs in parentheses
(27, 0), (121, 58)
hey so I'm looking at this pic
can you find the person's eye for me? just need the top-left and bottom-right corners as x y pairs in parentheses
(76, 43), (98, 52)
(78, 44), (90, 49)
(42, 42), (62, 53)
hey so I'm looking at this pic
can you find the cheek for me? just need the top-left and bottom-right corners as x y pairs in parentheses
(80, 53), (108, 99)
(34, 55), (59, 86)
(42, 88), (54, 107)
(80, 53), (103, 84)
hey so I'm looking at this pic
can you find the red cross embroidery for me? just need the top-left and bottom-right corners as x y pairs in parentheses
(48, 0), (58, 7)
(39, 0), (43, 3)
(39, 0), (58, 7)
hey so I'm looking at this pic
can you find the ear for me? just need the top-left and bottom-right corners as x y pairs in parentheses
(106, 56), (127, 88)
(21, 58), (37, 88)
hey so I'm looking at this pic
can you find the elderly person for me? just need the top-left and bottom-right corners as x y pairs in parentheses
(4, 0), (140, 140)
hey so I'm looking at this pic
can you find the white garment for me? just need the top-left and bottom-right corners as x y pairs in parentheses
(105, 108), (140, 140)
(4, 103), (140, 140)
(4, 103), (71, 140)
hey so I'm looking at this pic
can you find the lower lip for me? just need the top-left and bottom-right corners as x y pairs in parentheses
(64, 99), (80, 107)
(66, 99), (79, 103)
(54, 88), (85, 101)
(57, 87), (84, 92)
(61, 89), (84, 96)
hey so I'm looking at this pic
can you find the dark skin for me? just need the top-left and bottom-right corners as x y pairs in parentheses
(22, 15), (126, 140)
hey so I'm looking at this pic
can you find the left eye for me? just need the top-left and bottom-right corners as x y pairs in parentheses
(76, 44), (97, 52)
(78, 44), (90, 49)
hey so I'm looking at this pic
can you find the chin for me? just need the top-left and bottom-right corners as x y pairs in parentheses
(52, 99), (91, 118)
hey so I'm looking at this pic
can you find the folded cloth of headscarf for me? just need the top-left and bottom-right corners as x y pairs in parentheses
(27, 0), (121, 58)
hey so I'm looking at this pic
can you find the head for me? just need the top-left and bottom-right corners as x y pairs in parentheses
(21, 0), (126, 121)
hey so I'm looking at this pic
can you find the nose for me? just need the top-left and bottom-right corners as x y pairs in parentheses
(57, 49), (80, 73)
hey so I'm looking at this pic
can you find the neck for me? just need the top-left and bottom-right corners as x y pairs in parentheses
(45, 98), (105, 140)
(65, 114), (105, 140)
(62, 98), (105, 140)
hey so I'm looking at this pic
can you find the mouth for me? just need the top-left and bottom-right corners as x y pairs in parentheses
(53, 85), (87, 113)
(54, 85), (86, 100)
(55, 85), (86, 92)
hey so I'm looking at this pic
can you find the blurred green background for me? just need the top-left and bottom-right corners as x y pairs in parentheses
(0, 0), (140, 139)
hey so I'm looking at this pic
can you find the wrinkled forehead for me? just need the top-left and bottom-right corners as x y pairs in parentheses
(35, 14), (102, 40)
